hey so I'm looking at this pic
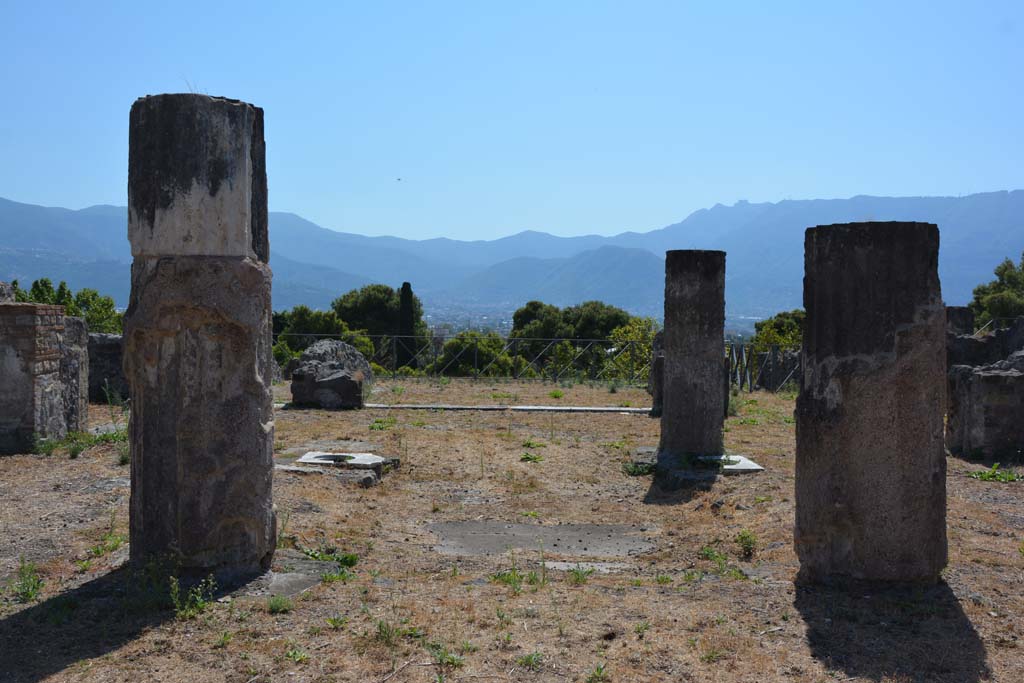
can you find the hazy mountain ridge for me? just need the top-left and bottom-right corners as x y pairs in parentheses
(2, 191), (1022, 324)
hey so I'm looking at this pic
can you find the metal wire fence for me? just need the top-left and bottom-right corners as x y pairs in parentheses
(277, 332), (802, 392)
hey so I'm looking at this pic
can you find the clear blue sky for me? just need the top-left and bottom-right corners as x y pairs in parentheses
(1, 1), (1021, 240)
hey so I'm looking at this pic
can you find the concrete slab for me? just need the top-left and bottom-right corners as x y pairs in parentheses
(281, 439), (379, 457)
(241, 549), (347, 598)
(428, 521), (655, 558)
(296, 451), (385, 469)
(632, 446), (763, 477)
(364, 403), (650, 414)
(274, 464), (326, 475)
(546, 561), (631, 574)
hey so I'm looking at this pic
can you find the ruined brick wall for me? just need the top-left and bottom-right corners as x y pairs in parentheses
(0, 304), (68, 454)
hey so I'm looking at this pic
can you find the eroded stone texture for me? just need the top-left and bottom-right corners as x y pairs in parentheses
(947, 351), (1024, 460)
(59, 316), (89, 433)
(124, 93), (274, 577)
(657, 250), (725, 461)
(796, 222), (946, 583)
(290, 339), (372, 409)
(946, 306), (975, 336)
(0, 282), (13, 303)
(947, 317), (1024, 368)
(0, 304), (67, 454)
(128, 94), (268, 262)
(88, 333), (129, 402)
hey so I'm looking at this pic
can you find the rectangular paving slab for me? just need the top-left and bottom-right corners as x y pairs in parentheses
(428, 521), (655, 558)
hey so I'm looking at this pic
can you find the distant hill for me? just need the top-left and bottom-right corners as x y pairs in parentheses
(2, 191), (1023, 325)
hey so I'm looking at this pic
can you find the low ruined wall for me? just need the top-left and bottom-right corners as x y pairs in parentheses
(947, 352), (1024, 460)
(0, 303), (68, 454)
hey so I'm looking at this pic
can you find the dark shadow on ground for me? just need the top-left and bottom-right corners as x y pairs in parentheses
(0, 568), (172, 683)
(795, 581), (989, 683)
(641, 475), (716, 505)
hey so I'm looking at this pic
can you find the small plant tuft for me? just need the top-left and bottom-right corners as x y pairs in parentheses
(267, 595), (294, 614)
(567, 564), (595, 586)
(11, 556), (44, 603)
(734, 529), (757, 559)
(969, 463), (1021, 482)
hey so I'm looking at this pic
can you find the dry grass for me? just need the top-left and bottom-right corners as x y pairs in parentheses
(1, 381), (1021, 682)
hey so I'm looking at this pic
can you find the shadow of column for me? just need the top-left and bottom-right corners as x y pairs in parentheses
(1, 568), (171, 683)
(794, 581), (989, 682)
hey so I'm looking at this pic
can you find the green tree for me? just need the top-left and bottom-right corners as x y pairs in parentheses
(14, 279), (121, 332)
(561, 301), (631, 341)
(429, 331), (512, 377)
(604, 317), (659, 380)
(969, 252), (1024, 327)
(72, 288), (122, 333)
(396, 282), (417, 368)
(751, 309), (804, 352)
(276, 305), (373, 357)
(331, 283), (426, 337)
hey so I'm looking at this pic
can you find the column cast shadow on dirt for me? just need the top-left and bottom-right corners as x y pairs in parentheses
(795, 581), (989, 683)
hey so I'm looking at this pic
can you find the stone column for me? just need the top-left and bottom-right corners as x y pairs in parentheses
(795, 222), (946, 583)
(657, 250), (726, 463)
(124, 94), (275, 577)
(0, 282), (13, 303)
(0, 304), (67, 454)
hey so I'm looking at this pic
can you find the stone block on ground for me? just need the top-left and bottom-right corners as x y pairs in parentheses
(290, 340), (373, 409)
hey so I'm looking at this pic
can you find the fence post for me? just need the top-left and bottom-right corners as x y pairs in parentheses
(629, 340), (635, 384)
(512, 338), (519, 379)
(473, 338), (479, 379)
(391, 336), (397, 379)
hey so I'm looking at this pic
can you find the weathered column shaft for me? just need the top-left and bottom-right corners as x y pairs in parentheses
(124, 94), (275, 576)
(658, 250), (726, 458)
(795, 222), (946, 583)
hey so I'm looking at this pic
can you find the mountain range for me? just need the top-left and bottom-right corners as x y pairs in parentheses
(2, 191), (1022, 330)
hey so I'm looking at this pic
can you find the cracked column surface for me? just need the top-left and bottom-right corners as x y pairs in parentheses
(657, 250), (726, 462)
(796, 222), (946, 583)
(124, 94), (275, 578)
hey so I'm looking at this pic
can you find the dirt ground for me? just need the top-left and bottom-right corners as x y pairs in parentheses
(1, 379), (1022, 683)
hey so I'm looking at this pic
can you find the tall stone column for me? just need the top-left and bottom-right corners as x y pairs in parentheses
(124, 94), (275, 577)
(795, 222), (946, 583)
(657, 250), (726, 463)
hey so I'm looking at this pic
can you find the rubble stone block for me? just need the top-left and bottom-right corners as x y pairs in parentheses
(795, 222), (946, 583)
